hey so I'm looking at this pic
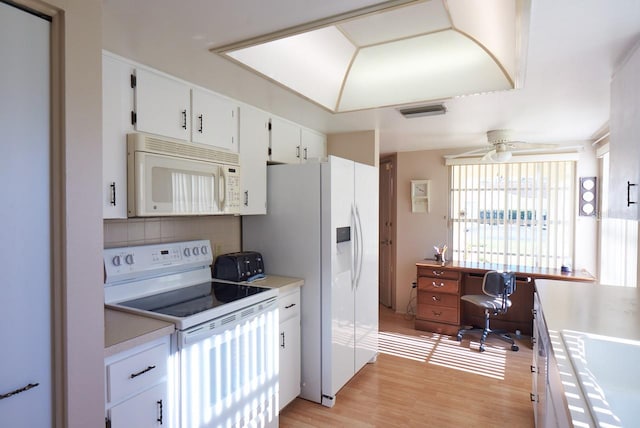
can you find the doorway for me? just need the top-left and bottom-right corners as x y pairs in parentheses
(379, 155), (396, 309)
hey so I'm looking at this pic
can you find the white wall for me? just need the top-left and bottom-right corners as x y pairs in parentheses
(42, 0), (104, 426)
(393, 142), (599, 314)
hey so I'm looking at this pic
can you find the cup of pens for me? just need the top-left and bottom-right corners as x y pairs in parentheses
(434, 244), (447, 264)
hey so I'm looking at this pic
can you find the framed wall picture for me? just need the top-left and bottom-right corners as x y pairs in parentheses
(411, 179), (431, 213)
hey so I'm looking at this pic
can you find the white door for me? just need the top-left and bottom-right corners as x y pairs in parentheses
(135, 68), (191, 141)
(102, 53), (134, 218)
(353, 161), (379, 370)
(300, 128), (326, 162)
(269, 117), (300, 164)
(238, 104), (269, 215)
(192, 88), (238, 152)
(109, 383), (167, 428)
(322, 156), (356, 399)
(0, 3), (51, 426)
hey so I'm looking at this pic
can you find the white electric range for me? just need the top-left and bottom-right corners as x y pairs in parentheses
(104, 240), (279, 428)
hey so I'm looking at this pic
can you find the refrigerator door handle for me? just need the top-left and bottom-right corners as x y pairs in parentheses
(354, 205), (364, 289)
(350, 205), (358, 289)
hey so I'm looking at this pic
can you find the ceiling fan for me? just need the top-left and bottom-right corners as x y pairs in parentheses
(445, 129), (559, 162)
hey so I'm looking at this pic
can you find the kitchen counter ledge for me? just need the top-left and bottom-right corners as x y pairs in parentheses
(104, 309), (174, 358)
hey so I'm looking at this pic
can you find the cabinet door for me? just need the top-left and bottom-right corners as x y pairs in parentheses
(269, 117), (300, 164)
(109, 383), (167, 428)
(102, 53), (134, 218)
(609, 44), (640, 219)
(0, 4), (51, 426)
(135, 68), (191, 141)
(279, 316), (301, 410)
(192, 88), (238, 152)
(300, 128), (327, 162)
(239, 104), (269, 215)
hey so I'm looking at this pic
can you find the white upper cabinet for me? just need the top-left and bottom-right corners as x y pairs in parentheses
(134, 68), (191, 141)
(238, 104), (269, 215)
(192, 88), (238, 152)
(269, 116), (301, 164)
(102, 53), (134, 219)
(609, 42), (640, 219)
(300, 128), (327, 162)
(270, 116), (326, 164)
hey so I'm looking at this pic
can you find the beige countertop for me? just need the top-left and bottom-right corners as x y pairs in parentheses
(104, 309), (174, 358)
(104, 275), (303, 357)
(536, 280), (640, 339)
(535, 280), (640, 426)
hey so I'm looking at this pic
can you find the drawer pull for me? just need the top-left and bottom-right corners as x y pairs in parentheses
(130, 365), (156, 379)
(432, 281), (445, 288)
(432, 311), (442, 317)
(157, 399), (164, 424)
(0, 382), (39, 400)
(284, 303), (296, 309)
(431, 295), (441, 302)
(432, 270), (445, 276)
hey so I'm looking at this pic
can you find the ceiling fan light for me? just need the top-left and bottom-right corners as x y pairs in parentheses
(492, 150), (512, 162)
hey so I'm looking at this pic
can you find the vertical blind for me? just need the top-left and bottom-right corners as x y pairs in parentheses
(450, 161), (575, 269)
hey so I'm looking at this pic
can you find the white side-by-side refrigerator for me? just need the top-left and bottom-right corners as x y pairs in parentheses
(242, 155), (379, 407)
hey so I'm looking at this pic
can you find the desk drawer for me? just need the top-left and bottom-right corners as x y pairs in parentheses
(418, 291), (458, 308)
(417, 304), (459, 324)
(418, 277), (459, 294)
(417, 267), (460, 280)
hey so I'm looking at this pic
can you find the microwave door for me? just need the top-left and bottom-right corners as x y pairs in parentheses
(134, 151), (220, 216)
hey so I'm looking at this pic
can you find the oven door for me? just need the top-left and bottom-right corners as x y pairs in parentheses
(129, 150), (222, 216)
(177, 300), (279, 428)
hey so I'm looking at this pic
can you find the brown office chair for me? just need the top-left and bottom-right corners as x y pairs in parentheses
(456, 270), (519, 352)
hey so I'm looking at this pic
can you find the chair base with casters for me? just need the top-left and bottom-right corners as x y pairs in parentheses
(456, 270), (519, 353)
(456, 308), (519, 352)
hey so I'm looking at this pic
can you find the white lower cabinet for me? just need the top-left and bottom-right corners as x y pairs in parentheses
(105, 336), (172, 428)
(278, 287), (301, 410)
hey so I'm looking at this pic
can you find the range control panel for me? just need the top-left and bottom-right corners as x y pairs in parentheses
(104, 240), (213, 284)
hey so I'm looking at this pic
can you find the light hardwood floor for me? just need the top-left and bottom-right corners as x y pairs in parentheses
(280, 305), (535, 427)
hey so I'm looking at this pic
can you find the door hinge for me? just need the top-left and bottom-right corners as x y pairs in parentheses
(130, 74), (136, 88)
(268, 121), (272, 131)
(268, 147), (272, 156)
(131, 111), (137, 125)
(105, 417), (111, 428)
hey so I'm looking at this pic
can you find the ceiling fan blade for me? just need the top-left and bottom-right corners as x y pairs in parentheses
(443, 147), (491, 159)
(509, 142), (557, 149)
(481, 149), (497, 161)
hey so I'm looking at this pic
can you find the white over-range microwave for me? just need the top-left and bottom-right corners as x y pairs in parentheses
(127, 132), (241, 217)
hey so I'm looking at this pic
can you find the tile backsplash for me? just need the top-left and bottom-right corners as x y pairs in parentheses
(104, 216), (241, 258)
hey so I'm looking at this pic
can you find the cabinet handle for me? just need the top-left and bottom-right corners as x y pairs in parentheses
(244, 190), (249, 207)
(0, 382), (39, 400)
(129, 365), (156, 379)
(530, 393), (538, 402)
(432, 310), (442, 317)
(109, 182), (116, 206)
(431, 295), (441, 302)
(280, 332), (285, 348)
(198, 114), (203, 133)
(432, 281), (445, 288)
(157, 399), (164, 424)
(432, 270), (445, 276)
(284, 303), (296, 309)
(303, 147), (308, 160)
(296, 145), (300, 159)
(181, 110), (187, 129)
(628, 181), (637, 207)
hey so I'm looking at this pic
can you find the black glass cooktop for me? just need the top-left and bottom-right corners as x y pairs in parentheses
(119, 281), (270, 318)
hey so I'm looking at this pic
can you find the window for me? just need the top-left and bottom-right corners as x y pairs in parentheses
(450, 161), (575, 268)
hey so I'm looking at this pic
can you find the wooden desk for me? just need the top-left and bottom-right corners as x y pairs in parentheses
(414, 260), (595, 336)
